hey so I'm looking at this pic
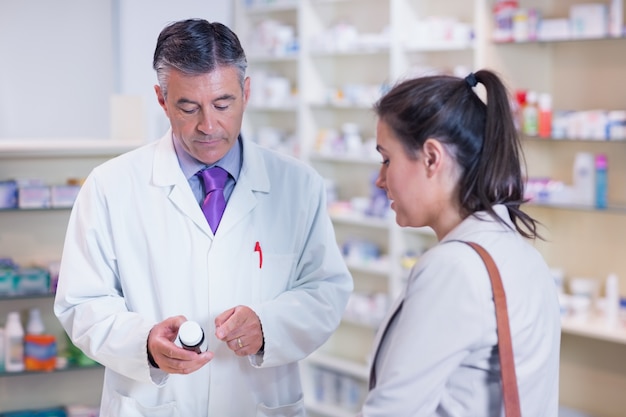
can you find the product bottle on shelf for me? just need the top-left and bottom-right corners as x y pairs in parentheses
(4, 311), (25, 372)
(538, 93), (552, 138)
(0, 327), (5, 371)
(610, 0), (624, 37)
(513, 89), (526, 132)
(26, 307), (45, 335)
(492, 0), (520, 42)
(605, 273), (619, 327)
(595, 153), (608, 209)
(522, 90), (539, 136)
(572, 152), (595, 206)
(24, 307), (57, 371)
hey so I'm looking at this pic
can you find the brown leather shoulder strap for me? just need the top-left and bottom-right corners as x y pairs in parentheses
(462, 241), (522, 417)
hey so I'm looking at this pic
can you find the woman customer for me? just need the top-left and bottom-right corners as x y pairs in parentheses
(359, 69), (560, 417)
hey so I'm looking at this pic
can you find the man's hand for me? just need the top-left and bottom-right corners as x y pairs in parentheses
(215, 306), (264, 356)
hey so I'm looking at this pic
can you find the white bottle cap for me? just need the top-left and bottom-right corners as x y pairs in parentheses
(178, 321), (204, 347)
(538, 93), (552, 110)
(27, 308), (45, 335)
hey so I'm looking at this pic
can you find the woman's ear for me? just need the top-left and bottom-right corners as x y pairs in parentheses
(422, 138), (444, 176)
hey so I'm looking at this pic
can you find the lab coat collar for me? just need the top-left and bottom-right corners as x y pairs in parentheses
(152, 129), (186, 187)
(150, 129), (271, 238)
(151, 129), (270, 193)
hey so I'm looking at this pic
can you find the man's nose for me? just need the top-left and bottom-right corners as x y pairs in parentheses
(198, 109), (217, 133)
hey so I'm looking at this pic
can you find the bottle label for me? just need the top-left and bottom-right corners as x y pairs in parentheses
(7, 336), (24, 365)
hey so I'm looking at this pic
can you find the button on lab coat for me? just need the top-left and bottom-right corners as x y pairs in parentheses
(54, 131), (352, 417)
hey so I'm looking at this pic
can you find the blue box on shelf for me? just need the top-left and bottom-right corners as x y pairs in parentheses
(0, 268), (17, 296)
(15, 267), (50, 295)
(0, 407), (66, 417)
(0, 258), (18, 296)
(0, 180), (18, 209)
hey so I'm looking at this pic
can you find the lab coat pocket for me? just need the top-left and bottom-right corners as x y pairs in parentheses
(256, 396), (305, 417)
(110, 394), (180, 417)
(250, 252), (296, 302)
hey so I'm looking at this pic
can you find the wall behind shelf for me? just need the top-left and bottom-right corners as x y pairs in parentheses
(0, 0), (233, 143)
(0, 0), (114, 139)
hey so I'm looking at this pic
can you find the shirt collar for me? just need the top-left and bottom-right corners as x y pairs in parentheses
(173, 134), (242, 181)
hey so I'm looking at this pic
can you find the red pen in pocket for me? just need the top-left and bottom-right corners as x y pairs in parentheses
(254, 241), (263, 269)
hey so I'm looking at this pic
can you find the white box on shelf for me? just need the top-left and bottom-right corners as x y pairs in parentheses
(569, 4), (609, 39)
(18, 185), (51, 209)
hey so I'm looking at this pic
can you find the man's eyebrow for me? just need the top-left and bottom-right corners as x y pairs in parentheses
(214, 94), (236, 102)
(176, 98), (199, 106)
(175, 94), (237, 107)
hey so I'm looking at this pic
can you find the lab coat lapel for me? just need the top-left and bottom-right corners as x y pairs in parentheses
(215, 140), (270, 236)
(151, 131), (213, 236)
(371, 286), (405, 355)
(368, 286), (406, 388)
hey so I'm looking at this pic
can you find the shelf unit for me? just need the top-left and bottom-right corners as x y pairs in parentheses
(561, 314), (626, 345)
(236, 1), (626, 415)
(235, 0), (476, 414)
(0, 139), (140, 412)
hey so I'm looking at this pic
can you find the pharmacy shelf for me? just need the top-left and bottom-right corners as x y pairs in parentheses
(340, 315), (379, 330)
(243, 2), (298, 14)
(246, 104), (298, 112)
(310, 48), (390, 58)
(329, 212), (390, 229)
(0, 363), (101, 378)
(0, 207), (71, 213)
(561, 315), (626, 345)
(308, 103), (375, 111)
(523, 136), (626, 143)
(309, 152), (380, 166)
(306, 351), (369, 381)
(0, 293), (54, 302)
(344, 258), (390, 277)
(235, 1), (626, 415)
(528, 202), (626, 214)
(0, 139), (142, 158)
(0, 141), (133, 411)
(404, 41), (475, 52)
(247, 53), (299, 62)
(494, 34), (626, 45)
(306, 401), (355, 417)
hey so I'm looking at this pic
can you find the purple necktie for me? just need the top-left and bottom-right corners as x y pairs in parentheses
(197, 167), (229, 234)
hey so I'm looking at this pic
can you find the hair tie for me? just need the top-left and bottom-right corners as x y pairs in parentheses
(465, 72), (478, 88)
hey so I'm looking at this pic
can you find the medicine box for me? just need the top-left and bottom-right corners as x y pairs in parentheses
(18, 185), (51, 209)
(51, 184), (81, 208)
(0, 268), (17, 296)
(0, 180), (18, 209)
(15, 267), (50, 295)
(570, 3), (608, 39)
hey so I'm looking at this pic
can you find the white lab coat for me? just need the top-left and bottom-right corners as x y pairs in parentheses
(361, 206), (561, 417)
(54, 131), (352, 417)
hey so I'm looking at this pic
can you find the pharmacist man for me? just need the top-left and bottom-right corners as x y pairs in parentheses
(54, 19), (352, 417)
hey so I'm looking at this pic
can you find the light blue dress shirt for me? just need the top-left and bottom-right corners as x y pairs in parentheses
(172, 134), (242, 205)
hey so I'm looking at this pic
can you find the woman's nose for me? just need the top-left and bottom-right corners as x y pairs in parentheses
(375, 170), (385, 189)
